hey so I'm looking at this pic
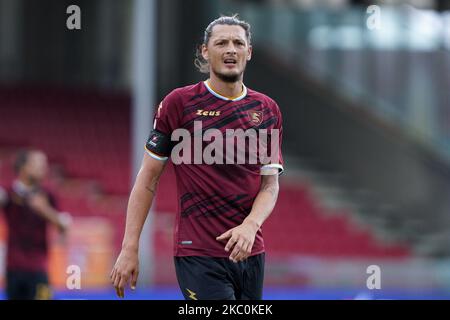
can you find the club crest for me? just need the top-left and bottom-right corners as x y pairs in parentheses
(248, 110), (263, 126)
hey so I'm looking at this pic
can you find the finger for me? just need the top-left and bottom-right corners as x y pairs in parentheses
(241, 241), (252, 261)
(115, 286), (122, 299)
(246, 241), (253, 256)
(116, 282), (124, 299)
(229, 239), (243, 259)
(112, 269), (120, 288)
(113, 270), (120, 287)
(230, 239), (245, 262)
(118, 273), (129, 298)
(131, 270), (139, 290)
(216, 230), (232, 241)
(235, 251), (245, 262)
(114, 276), (121, 298)
(238, 239), (252, 262)
(224, 237), (238, 252)
(114, 272), (122, 298)
(110, 268), (117, 284)
(110, 266), (117, 280)
(234, 241), (248, 262)
(232, 249), (243, 263)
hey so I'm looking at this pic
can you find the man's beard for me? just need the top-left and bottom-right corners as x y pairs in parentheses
(28, 176), (40, 187)
(212, 67), (244, 83)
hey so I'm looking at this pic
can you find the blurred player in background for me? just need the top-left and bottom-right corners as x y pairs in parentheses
(0, 149), (71, 300)
(111, 15), (283, 300)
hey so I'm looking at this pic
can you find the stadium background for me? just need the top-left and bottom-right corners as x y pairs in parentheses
(1, 0), (450, 299)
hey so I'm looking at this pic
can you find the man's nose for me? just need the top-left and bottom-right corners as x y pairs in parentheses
(225, 43), (237, 55)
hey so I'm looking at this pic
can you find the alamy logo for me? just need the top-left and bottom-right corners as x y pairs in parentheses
(66, 5), (81, 30)
(169, 121), (280, 167)
(366, 265), (381, 290)
(366, 5), (381, 31)
(66, 265), (82, 290)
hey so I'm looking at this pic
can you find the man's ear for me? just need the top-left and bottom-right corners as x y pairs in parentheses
(201, 44), (209, 61)
(247, 45), (252, 61)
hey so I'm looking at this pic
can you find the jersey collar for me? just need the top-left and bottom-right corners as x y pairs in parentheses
(12, 180), (33, 197)
(204, 80), (247, 102)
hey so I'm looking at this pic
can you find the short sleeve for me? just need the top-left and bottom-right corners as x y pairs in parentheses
(153, 90), (183, 135)
(261, 101), (284, 175)
(145, 89), (183, 161)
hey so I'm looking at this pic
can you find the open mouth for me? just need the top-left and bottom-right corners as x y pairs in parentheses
(223, 58), (237, 66)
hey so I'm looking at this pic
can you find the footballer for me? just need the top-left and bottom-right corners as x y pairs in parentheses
(111, 15), (284, 300)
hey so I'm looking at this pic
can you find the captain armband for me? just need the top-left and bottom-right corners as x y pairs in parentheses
(145, 129), (172, 161)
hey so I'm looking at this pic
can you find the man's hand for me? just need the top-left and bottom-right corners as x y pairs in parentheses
(217, 170), (280, 263)
(109, 154), (164, 299)
(216, 219), (259, 263)
(110, 248), (139, 298)
(57, 212), (72, 234)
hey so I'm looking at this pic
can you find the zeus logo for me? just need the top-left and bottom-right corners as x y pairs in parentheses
(196, 110), (221, 117)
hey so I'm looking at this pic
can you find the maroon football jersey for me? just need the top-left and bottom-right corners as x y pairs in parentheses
(1, 182), (55, 272)
(146, 81), (284, 257)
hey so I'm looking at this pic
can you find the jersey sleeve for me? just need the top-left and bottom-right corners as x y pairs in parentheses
(145, 90), (183, 161)
(261, 101), (284, 175)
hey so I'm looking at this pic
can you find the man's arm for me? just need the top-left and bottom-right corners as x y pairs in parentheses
(216, 168), (280, 263)
(28, 192), (71, 232)
(110, 153), (166, 298)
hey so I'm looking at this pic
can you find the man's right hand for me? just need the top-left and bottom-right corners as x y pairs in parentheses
(110, 248), (139, 298)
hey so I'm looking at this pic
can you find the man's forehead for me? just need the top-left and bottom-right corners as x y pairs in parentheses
(31, 152), (46, 160)
(210, 24), (247, 40)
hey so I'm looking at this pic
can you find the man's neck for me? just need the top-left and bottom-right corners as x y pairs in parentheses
(207, 75), (243, 100)
(16, 176), (34, 189)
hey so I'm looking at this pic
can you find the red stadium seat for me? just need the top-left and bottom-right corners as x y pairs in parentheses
(0, 86), (410, 260)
